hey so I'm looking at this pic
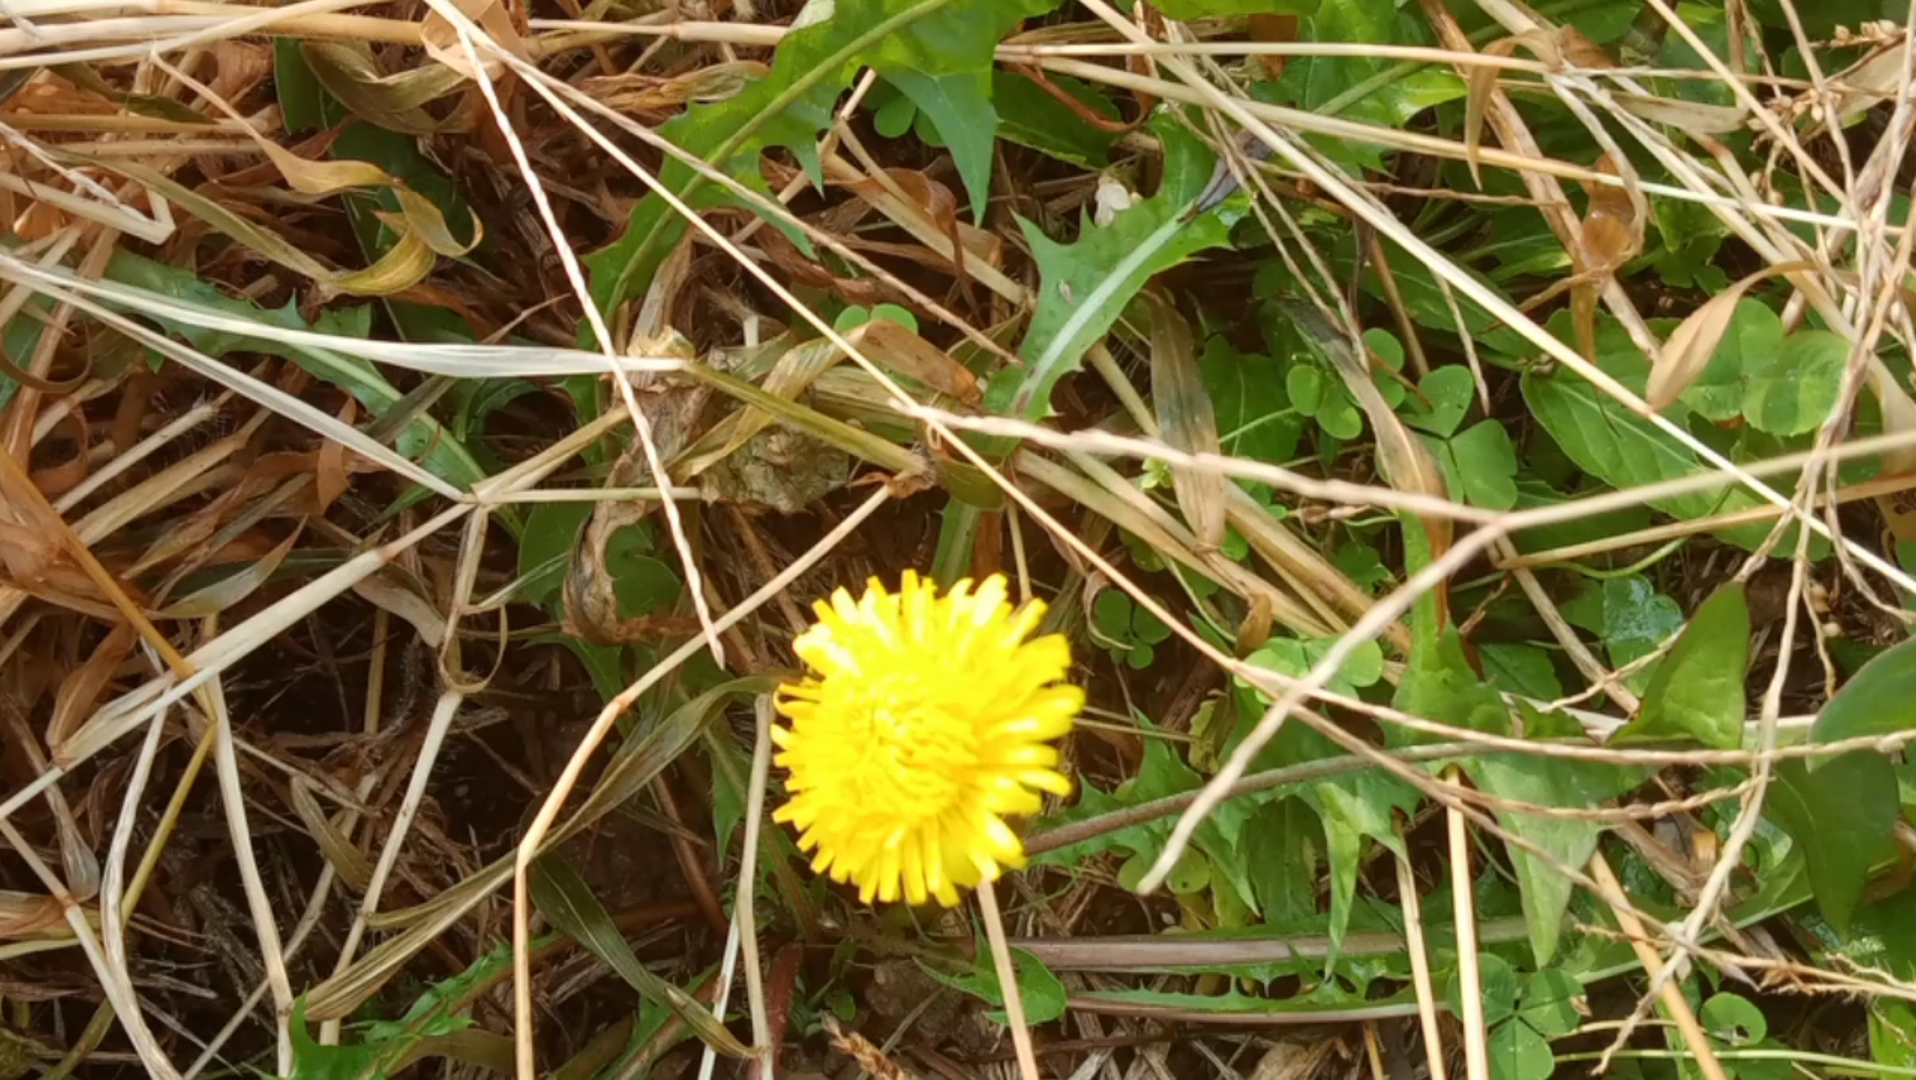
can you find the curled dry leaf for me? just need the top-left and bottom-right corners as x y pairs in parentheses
(853, 317), (981, 405)
(1465, 31), (1556, 188)
(1834, 38), (1909, 125)
(286, 777), (374, 891)
(1646, 261), (1811, 411)
(1572, 154), (1642, 361)
(300, 41), (473, 135)
(206, 41), (273, 104)
(46, 622), (135, 748)
(421, 0), (530, 82)
(0, 892), (68, 940)
(1142, 292), (1226, 549)
(154, 525), (303, 619)
(840, 166), (1011, 299)
(352, 569), (448, 649)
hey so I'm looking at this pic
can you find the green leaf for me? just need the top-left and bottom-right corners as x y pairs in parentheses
(1699, 992), (1766, 1046)
(1612, 582), (1748, 749)
(603, 525), (683, 617)
(1392, 627), (1508, 742)
(1432, 420), (1519, 511)
(1403, 365), (1475, 438)
(1444, 952), (1518, 1029)
(1287, 365), (1325, 416)
(1680, 297), (1779, 422)
(921, 945), (1068, 1025)
(584, 0), (1058, 317)
(104, 251), (486, 491)
(1243, 797), (1319, 923)
(1564, 576), (1684, 695)
(529, 858), (753, 1057)
(289, 1000), (386, 1080)
(1517, 971), (1583, 1038)
(1478, 642), (1563, 701)
(1295, 360), (1325, 415)
(1202, 338), (1302, 464)
(1265, 0), (1463, 170)
(1744, 328), (1847, 437)
(518, 503), (592, 609)
(1809, 636), (1916, 746)
(1487, 1019), (1554, 1080)
(993, 115), (1236, 427)
(886, 69), (994, 220)
(1469, 704), (1651, 966)
(1316, 393), (1362, 440)
(1521, 369), (1768, 548)
(274, 38), (338, 134)
(992, 70), (1119, 168)
(1093, 589), (1133, 641)
(1766, 753), (1899, 937)
(1241, 635), (1383, 700)
(1309, 773), (1418, 960)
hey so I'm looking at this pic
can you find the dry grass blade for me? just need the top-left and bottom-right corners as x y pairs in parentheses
(1647, 261), (1812, 411)
(1465, 31), (1555, 187)
(528, 859), (753, 1057)
(1144, 292), (1227, 550)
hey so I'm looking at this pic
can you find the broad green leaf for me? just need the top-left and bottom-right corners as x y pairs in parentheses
(1315, 392), (1362, 440)
(994, 116), (1237, 427)
(1242, 797), (1319, 923)
(1521, 369), (1770, 549)
(1517, 971), (1583, 1038)
(886, 69), (994, 220)
(584, 0), (1058, 318)
(1874, 999), (1916, 1070)
(1402, 365), (1475, 437)
(1443, 952), (1518, 1029)
(1487, 1020), (1553, 1080)
(1699, 992), (1767, 1046)
(1392, 626), (1508, 743)
(1240, 635), (1384, 700)
(529, 859), (752, 1057)
(1202, 338), (1302, 464)
(1809, 634), (1916, 746)
(1743, 328), (1847, 437)
(1766, 753), (1898, 937)
(1431, 420), (1518, 511)
(1308, 772), (1418, 961)
(1559, 576), (1684, 695)
(1265, 0), (1463, 170)
(1612, 582), (1748, 749)
(288, 1000), (386, 1080)
(1287, 365), (1326, 416)
(921, 946), (1068, 1025)
(992, 70), (1119, 168)
(1469, 704), (1650, 966)
(275, 38), (337, 133)
(1478, 642), (1563, 701)
(1680, 297), (1780, 422)
(518, 503), (592, 609)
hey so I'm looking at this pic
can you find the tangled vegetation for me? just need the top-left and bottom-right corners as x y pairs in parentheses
(7, 0), (1916, 1078)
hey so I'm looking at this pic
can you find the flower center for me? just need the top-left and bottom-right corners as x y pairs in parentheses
(854, 677), (976, 819)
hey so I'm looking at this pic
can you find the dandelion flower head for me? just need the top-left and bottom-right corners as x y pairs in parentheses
(773, 571), (1081, 906)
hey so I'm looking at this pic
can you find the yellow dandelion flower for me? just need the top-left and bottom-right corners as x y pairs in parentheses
(772, 571), (1081, 907)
